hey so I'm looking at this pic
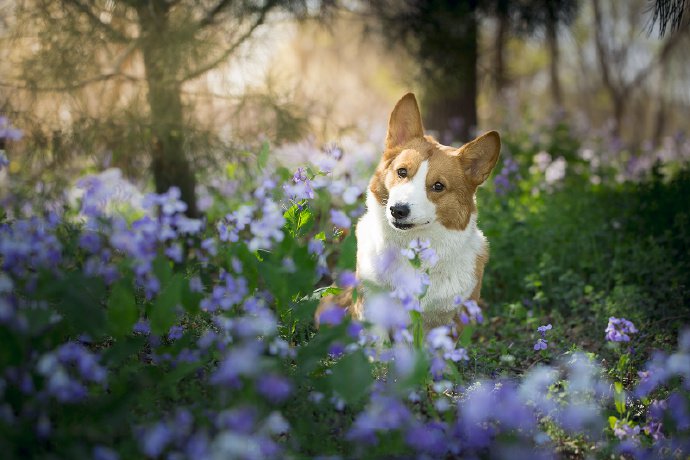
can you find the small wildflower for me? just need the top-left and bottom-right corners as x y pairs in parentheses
(534, 324), (552, 350)
(605, 317), (638, 342)
(330, 209), (351, 229)
(534, 338), (548, 351)
(454, 297), (483, 324)
(338, 270), (358, 288)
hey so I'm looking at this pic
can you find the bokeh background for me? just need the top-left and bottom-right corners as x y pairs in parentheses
(1, 0), (689, 200)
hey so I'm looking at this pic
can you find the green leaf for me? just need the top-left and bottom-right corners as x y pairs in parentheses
(47, 273), (107, 337)
(336, 231), (357, 270)
(150, 274), (183, 335)
(152, 255), (173, 286)
(328, 350), (373, 405)
(608, 416), (618, 430)
(103, 335), (146, 366)
(410, 310), (424, 349)
(614, 381), (626, 416)
(459, 324), (474, 348)
(257, 141), (270, 171)
(107, 281), (138, 337)
(180, 277), (203, 314)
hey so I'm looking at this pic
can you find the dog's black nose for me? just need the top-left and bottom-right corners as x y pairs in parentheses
(390, 204), (410, 219)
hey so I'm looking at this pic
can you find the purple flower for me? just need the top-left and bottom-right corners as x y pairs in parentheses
(347, 394), (411, 443)
(325, 143), (343, 160)
(537, 324), (552, 336)
(256, 374), (292, 403)
(605, 317), (638, 342)
(307, 238), (325, 256)
(364, 294), (409, 331)
(140, 422), (172, 458)
(454, 297), (483, 324)
(405, 423), (447, 456)
(284, 167), (314, 201)
(174, 215), (202, 234)
(93, 446), (119, 460)
(401, 238), (439, 267)
(210, 343), (262, 385)
(328, 342), (345, 357)
(133, 319), (151, 335)
(534, 338), (548, 351)
(494, 156), (520, 196)
(445, 348), (469, 362)
(160, 187), (187, 215)
(78, 232), (102, 253)
(338, 270), (358, 288)
(164, 244), (183, 263)
(0, 152), (8, 171)
(56, 342), (107, 383)
(216, 406), (257, 433)
(248, 200), (285, 251)
(330, 209), (351, 229)
(168, 325), (184, 341)
(318, 306), (346, 326)
(613, 419), (640, 441)
(0, 116), (23, 141)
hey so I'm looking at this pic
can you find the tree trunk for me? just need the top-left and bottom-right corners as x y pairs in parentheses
(137, 2), (198, 217)
(494, 11), (508, 94)
(423, 11), (478, 143)
(612, 93), (625, 139)
(546, 7), (563, 108)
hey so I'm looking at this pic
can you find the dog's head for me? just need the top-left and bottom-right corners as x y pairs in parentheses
(369, 93), (501, 232)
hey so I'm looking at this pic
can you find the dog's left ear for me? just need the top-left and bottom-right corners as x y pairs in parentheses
(458, 131), (501, 186)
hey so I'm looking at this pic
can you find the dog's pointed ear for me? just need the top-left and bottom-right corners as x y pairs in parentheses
(458, 131), (501, 186)
(385, 93), (424, 150)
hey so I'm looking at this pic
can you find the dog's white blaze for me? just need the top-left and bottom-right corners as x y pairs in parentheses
(357, 186), (487, 329)
(387, 160), (435, 226)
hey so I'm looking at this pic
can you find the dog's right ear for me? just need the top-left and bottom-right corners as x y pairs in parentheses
(385, 93), (424, 150)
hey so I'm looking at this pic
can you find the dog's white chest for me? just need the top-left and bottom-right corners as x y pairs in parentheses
(356, 193), (486, 327)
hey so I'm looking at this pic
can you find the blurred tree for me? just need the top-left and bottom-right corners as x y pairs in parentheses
(370, 0), (480, 142)
(592, 0), (687, 138)
(369, 0), (579, 141)
(8, 0), (302, 216)
(509, 0), (580, 108)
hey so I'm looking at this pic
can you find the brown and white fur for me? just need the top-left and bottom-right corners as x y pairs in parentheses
(317, 93), (500, 331)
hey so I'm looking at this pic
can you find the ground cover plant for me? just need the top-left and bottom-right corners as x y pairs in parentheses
(1, 117), (690, 459)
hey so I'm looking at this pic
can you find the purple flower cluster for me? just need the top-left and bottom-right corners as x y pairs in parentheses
(283, 167), (315, 201)
(401, 238), (439, 268)
(494, 155), (520, 196)
(534, 323), (552, 350)
(218, 200), (285, 252)
(453, 297), (484, 325)
(36, 342), (107, 403)
(606, 316), (638, 342)
(200, 270), (248, 312)
(0, 216), (62, 279)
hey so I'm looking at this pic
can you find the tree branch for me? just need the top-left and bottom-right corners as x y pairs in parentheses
(591, 0), (620, 99)
(182, 1), (277, 83)
(61, 0), (130, 43)
(627, 25), (688, 90)
(199, 0), (236, 28)
(0, 73), (140, 92)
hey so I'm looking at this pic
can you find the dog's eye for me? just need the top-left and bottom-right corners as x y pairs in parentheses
(397, 168), (407, 178)
(432, 182), (445, 192)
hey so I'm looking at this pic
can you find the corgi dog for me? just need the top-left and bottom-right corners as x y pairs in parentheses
(317, 93), (500, 331)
